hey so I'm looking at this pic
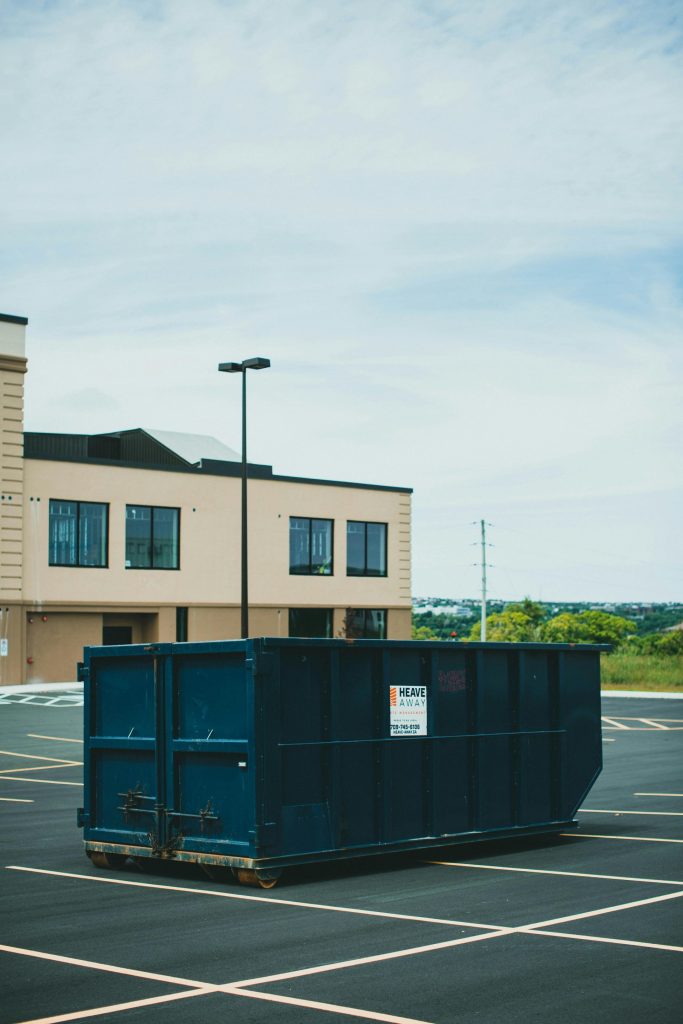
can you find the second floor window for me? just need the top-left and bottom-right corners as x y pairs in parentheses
(49, 500), (108, 567)
(347, 521), (387, 576)
(289, 517), (333, 575)
(126, 505), (180, 569)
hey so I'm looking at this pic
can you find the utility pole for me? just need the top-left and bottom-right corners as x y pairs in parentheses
(480, 518), (488, 641)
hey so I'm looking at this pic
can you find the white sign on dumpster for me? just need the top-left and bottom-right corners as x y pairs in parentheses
(0, 638), (8, 657)
(389, 685), (427, 736)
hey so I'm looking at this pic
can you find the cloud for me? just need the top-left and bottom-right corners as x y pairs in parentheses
(2, 0), (682, 599)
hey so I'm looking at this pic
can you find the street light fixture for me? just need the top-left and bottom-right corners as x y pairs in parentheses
(218, 356), (271, 638)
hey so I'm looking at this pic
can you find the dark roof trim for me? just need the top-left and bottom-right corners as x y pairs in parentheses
(271, 473), (412, 494)
(24, 451), (412, 493)
(0, 313), (28, 325)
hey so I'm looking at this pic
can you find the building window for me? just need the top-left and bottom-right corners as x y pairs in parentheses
(345, 609), (387, 639)
(347, 521), (387, 577)
(288, 608), (333, 638)
(49, 500), (108, 567)
(126, 506), (180, 569)
(176, 607), (188, 642)
(289, 517), (333, 575)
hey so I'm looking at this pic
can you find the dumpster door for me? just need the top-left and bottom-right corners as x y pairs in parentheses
(163, 647), (253, 857)
(84, 647), (170, 853)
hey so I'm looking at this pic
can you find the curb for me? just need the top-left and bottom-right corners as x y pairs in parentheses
(0, 681), (82, 696)
(602, 689), (683, 700)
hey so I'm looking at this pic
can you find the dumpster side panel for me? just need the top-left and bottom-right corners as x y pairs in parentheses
(475, 650), (514, 830)
(559, 650), (603, 817)
(277, 646), (333, 854)
(518, 650), (556, 825)
(336, 647), (382, 847)
(432, 647), (471, 835)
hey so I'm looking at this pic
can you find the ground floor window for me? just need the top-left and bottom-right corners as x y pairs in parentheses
(345, 609), (387, 639)
(288, 608), (333, 638)
(176, 607), (188, 642)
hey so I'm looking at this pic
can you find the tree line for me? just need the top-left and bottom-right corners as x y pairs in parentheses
(413, 598), (683, 654)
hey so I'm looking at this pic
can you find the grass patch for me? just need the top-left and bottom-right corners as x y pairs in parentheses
(601, 652), (683, 692)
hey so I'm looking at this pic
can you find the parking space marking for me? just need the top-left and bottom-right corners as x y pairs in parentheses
(0, 796), (33, 803)
(16, 989), (211, 1024)
(561, 832), (683, 844)
(0, 762), (82, 775)
(0, 942), (214, 989)
(600, 716), (683, 731)
(1, 942), (441, 1024)
(5, 866), (503, 931)
(523, 887), (683, 930)
(0, 776), (83, 786)
(580, 808), (683, 817)
(5, 870), (683, 1022)
(635, 792), (683, 798)
(603, 717), (683, 723)
(230, 929), (511, 990)
(0, 749), (80, 765)
(425, 861), (683, 886)
(521, 930), (683, 955)
(224, 985), (435, 1023)
(27, 734), (83, 744)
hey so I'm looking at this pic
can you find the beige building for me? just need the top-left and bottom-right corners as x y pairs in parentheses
(0, 314), (412, 685)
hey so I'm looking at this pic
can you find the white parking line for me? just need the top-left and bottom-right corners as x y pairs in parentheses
(14, 990), (209, 1024)
(0, 797), (34, 803)
(524, 887), (683, 930)
(224, 986), (435, 1024)
(0, 942), (439, 1024)
(0, 943), (212, 988)
(523, 930), (683, 955)
(0, 777), (83, 787)
(562, 833), (683, 844)
(601, 717), (629, 730)
(0, 749), (80, 765)
(231, 929), (511, 989)
(640, 719), (669, 730)
(425, 861), (683, 886)
(27, 734), (83, 744)
(0, 763), (82, 775)
(635, 793), (683, 798)
(4, 871), (683, 1024)
(5, 866), (502, 931)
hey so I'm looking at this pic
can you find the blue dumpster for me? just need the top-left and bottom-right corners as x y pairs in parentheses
(78, 638), (603, 886)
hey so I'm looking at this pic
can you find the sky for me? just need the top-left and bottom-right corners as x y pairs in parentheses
(2, 0), (682, 603)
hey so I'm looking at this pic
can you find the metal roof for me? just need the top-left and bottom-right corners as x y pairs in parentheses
(142, 428), (240, 466)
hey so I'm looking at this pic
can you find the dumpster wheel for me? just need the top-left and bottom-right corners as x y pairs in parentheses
(87, 850), (127, 870)
(236, 868), (280, 889)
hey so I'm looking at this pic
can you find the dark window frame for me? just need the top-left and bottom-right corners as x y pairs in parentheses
(48, 498), (109, 568)
(289, 516), (334, 576)
(346, 520), (388, 577)
(125, 504), (181, 571)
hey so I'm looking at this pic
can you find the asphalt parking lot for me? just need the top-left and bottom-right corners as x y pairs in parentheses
(1, 689), (681, 1024)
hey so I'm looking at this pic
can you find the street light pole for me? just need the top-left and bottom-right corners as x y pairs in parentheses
(218, 357), (270, 639)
